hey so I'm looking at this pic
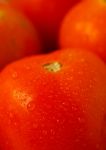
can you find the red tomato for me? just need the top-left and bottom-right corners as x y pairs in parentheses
(8, 0), (81, 51)
(59, 0), (106, 62)
(0, 4), (42, 69)
(0, 49), (106, 150)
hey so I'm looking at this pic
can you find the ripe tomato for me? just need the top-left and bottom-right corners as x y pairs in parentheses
(59, 0), (106, 62)
(8, 0), (81, 51)
(0, 4), (42, 69)
(0, 49), (106, 150)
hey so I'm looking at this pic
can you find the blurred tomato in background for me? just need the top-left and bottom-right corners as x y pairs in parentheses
(7, 0), (81, 51)
(0, 4), (42, 69)
(59, 0), (106, 62)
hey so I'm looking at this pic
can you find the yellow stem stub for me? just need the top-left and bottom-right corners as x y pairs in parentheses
(43, 62), (62, 72)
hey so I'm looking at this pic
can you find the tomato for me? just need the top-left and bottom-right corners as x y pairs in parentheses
(0, 4), (42, 69)
(59, 0), (106, 62)
(7, 0), (81, 51)
(0, 49), (106, 150)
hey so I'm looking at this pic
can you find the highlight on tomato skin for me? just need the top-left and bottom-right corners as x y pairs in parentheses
(7, 0), (82, 51)
(0, 4), (42, 70)
(0, 49), (105, 150)
(59, 0), (106, 62)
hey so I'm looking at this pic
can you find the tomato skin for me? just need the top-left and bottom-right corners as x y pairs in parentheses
(0, 4), (42, 69)
(8, 0), (81, 51)
(59, 0), (106, 62)
(0, 49), (106, 150)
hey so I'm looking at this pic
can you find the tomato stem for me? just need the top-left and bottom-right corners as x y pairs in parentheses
(43, 62), (62, 72)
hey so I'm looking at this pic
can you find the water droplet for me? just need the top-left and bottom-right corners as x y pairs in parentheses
(78, 117), (81, 121)
(12, 72), (18, 79)
(14, 122), (17, 126)
(50, 129), (55, 136)
(42, 130), (47, 135)
(80, 58), (85, 62)
(56, 119), (60, 123)
(27, 101), (36, 111)
(8, 112), (14, 125)
(25, 66), (31, 70)
(78, 117), (85, 123)
(5, 141), (9, 145)
(96, 144), (100, 149)
(32, 123), (38, 129)
(75, 138), (80, 143)
(9, 112), (13, 118)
